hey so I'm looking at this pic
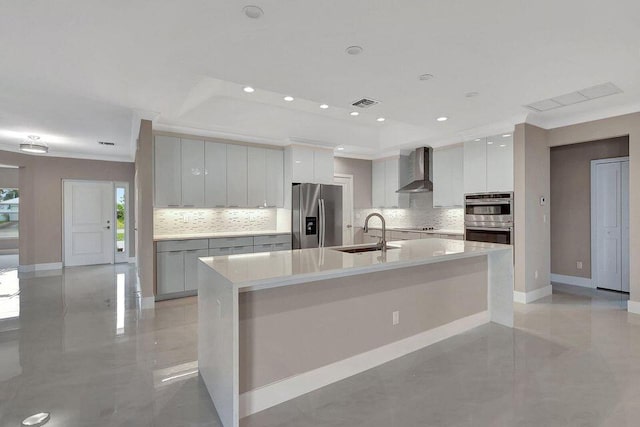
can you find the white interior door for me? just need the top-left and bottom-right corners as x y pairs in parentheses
(64, 180), (115, 267)
(621, 161), (630, 292)
(333, 174), (354, 245)
(592, 159), (629, 291)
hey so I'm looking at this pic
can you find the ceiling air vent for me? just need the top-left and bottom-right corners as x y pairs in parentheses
(352, 98), (380, 108)
(98, 141), (116, 146)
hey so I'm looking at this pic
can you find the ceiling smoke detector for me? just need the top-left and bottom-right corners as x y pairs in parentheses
(345, 46), (363, 55)
(243, 5), (264, 19)
(351, 98), (380, 108)
(418, 73), (434, 81)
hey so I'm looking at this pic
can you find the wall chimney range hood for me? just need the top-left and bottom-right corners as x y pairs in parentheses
(396, 147), (433, 193)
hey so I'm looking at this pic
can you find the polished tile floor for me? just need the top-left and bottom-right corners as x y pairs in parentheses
(0, 267), (638, 426)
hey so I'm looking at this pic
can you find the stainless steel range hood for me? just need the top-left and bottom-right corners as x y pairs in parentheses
(396, 147), (433, 193)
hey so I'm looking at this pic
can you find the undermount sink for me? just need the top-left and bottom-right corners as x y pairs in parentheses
(332, 244), (400, 254)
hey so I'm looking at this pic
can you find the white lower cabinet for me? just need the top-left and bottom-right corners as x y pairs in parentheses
(156, 251), (185, 295)
(157, 234), (292, 299)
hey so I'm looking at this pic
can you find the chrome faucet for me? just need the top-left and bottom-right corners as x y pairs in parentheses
(364, 213), (387, 252)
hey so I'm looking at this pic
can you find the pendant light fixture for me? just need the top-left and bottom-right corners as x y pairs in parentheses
(20, 135), (48, 154)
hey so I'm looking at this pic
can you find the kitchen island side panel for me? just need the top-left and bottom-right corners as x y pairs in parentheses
(198, 260), (239, 427)
(238, 256), (488, 393)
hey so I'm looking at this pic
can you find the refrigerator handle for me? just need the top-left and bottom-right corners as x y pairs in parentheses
(299, 189), (304, 246)
(319, 198), (325, 248)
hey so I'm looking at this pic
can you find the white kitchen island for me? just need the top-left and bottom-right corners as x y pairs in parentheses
(198, 238), (513, 427)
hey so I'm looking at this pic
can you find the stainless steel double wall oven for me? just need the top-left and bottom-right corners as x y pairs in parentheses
(464, 192), (514, 245)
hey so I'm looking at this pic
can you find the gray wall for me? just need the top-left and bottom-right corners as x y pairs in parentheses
(0, 167), (19, 188)
(238, 256), (488, 392)
(334, 157), (372, 208)
(550, 137), (629, 278)
(0, 150), (135, 266)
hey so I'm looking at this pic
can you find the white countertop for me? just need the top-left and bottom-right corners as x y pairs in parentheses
(365, 227), (464, 236)
(199, 238), (511, 292)
(154, 230), (291, 241)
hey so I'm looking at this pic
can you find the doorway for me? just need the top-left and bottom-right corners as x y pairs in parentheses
(115, 182), (130, 263)
(591, 157), (630, 292)
(63, 180), (122, 267)
(0, 166), (20, 268)
(333, 174), (354, 245)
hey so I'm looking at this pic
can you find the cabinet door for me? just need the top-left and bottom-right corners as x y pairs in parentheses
(291, 146), (315, 183)
(248, 147), (267, 207)
(463, 139), (487, 194)
(486, 137), (513, 192)
(154, 136), (182, 207)
(433, 146), (464, 207)
(184, 249), (209, 291)
(156, 251), (185, 295)
(226, 144), (248, 207)
(384, 158), (400, 208)
(265, 149), (284, 207)
(181, 138), (205, 207)
(372, 160), (385, 208)
(313, 149), (334, 184)
(205, 142), (227, 207)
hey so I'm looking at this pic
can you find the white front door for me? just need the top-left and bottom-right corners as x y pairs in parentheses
(592, 159), (629, 291)
(64, 180), (115, 267)
(334, 174), (354, 245)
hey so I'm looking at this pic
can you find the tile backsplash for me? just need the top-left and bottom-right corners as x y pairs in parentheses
(154, 208), (291, 236)
(355, 192), (464, 230)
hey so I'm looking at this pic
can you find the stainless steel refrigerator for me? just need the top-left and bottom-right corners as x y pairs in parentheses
(292, 183), (343, 249)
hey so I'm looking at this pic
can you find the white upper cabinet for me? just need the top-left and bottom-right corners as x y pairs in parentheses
(154, 136), (182, 207)
(287, 145), (334, 184)
(226, 144), (248, 207)
(372, 160), (385, 208)
(433, 145), (464, 207)
(205, 142), (227, 207)
(248, 147), (267, 207)
(463, 133), (513, 194)
(463, 139), (487, 195)
(154, 136), (284, 208)
(486, 135), (514, 192)
(180, 138), (205, 207)
(371, 156), (410, 208)
(312, 149), (335, 184)
(265, 149), (284, 207)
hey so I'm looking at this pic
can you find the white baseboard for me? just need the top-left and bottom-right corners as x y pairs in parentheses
(17, 262), (63, 273)
(550, 273), (593, 288)
(239, 310), (490, 418)
(127, 257), (137, 264)
(141, 296), (155, 310)
(513, 285), (552, 304)
(628, 300), (640, 315)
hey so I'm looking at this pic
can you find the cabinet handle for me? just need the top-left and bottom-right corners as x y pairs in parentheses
(229, 205), (239, 208)
(215, 205), (225, 208)
(183, 205), (194, 207)
(168, 204), (180, 207)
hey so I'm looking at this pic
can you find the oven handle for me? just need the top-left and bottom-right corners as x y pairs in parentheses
(465, 226), (513, 232)
(465, 200), (512, 206)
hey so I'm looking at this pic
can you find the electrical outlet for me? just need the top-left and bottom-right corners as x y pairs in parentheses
(182, 214), (189, 223)
(577, 261), (583, 270)
(392, 311), (400, 326)
(534, 270), (539, 280)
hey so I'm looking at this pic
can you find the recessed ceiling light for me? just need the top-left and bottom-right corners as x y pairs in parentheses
(243, 5), (264, 19)
(350, 111), (359, 116)
(487, 141), (494, 145)
(499, 144), (506, 147)
(345, 46), (363, 55)
(436, 116), (448, 122)
(319, 104), (329, 109)
(376, 117), (385, 122)
(474, 138), (481, 142)
(336, 147), (345, 151)
(418, 74), (434, 81)
(465, 92), (479, 98)
(21, 412), (50, 426)
(243, 86), (255, 93)
(502, 134), (511, 137)
(283, 96), (294, 102)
